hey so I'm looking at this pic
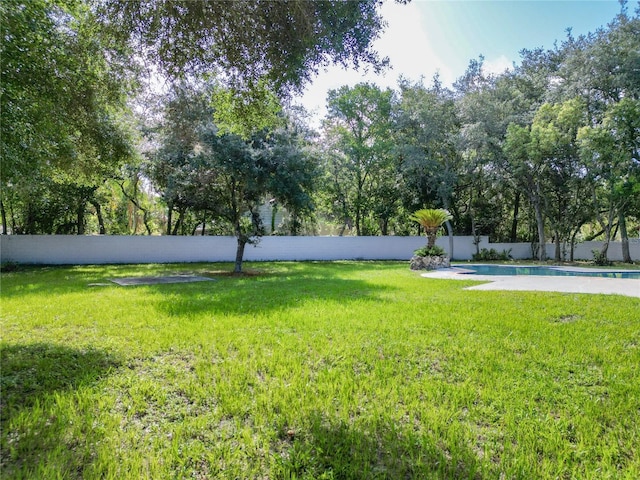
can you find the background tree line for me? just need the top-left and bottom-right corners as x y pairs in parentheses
(2, 0), (639, 264)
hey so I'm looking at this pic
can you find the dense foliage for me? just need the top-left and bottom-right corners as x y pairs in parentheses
(0, 0), (136, 234)
(1, 1), (639, 263)
(95, 0), (391, 136)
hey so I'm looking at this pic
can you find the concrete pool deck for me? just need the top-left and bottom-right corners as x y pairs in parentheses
(421, 268), (640, 298)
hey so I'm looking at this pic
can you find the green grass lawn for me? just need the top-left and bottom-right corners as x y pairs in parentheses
(1, 261), (639, 479)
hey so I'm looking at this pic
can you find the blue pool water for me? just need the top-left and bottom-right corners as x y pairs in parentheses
(459, 264), (640, 279)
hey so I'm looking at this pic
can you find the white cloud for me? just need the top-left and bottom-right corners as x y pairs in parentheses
(483, 55), (514, 77)
(374, 0), (452, 86)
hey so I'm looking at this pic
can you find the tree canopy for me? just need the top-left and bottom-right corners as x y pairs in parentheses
(96, 0), (390, 92)
(1, 0), (135, 185)
(94, 0), (396, 134)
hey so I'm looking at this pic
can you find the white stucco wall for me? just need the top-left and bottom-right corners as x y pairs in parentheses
(1, 234), (637, 265)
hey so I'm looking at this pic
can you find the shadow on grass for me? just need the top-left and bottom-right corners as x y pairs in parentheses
(0, 265), (118, 299)
(1, 343), (120, 477)
(275, 412), (483, 479)
(150, 272), (396, 318)
(0, 261), (402, 301)
(0, 263), (237, 299)
(0, 342), (120, 424)
(0, 263), (190, 299)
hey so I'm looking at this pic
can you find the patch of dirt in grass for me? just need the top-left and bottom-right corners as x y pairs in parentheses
(199, 269), (267, 278)
(552, 314), (583, 324)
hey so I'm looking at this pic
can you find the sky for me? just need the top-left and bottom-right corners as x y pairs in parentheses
(294, 0), (624, 124)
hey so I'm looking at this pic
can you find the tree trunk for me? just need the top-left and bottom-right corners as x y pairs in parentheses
(554, 232), (561, 262)
(534, 201), (546, 261)
(234, 237), (247, 273)
(0, 198), (7, 234)
(469, 186), (480, 255)
(354, 185), (361, 236)
(290, 211), (300, 236)
(271, 203), (277, 233)
(510, 191), (520, 243)
(338, 196), (349, 236)
(9, 200), (17, 234)
(91, 200), (106, 234)
(568, 220), (587, 263)
(426, 228), (436, 248)
(619, 210), (631, 263)
(599, 206), (616, 261)
(118, 181), (152, 235)
(142, 211), (152, 235)
(471, 215), (480, 255)
(76, 202), (85, 235)
(166, 205), (173, 235)
(442, 198), (454, 259)
(171, 209), (185, 235)
(600, 239), (609, 260)
(355, 163), (364, 236)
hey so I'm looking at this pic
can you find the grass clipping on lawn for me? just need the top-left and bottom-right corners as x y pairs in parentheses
(1, 261), (639, 479)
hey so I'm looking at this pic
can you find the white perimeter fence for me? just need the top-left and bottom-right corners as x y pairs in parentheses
(1, 235), (638, 265)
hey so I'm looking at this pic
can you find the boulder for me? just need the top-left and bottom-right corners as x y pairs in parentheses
(409, 255), (450, 271)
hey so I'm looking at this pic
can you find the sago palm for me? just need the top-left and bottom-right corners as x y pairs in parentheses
(410, 208), (452, 248)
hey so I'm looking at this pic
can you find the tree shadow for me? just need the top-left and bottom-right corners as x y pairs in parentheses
(0, 263), (229, 299)
(0, 342), (120, 424)
(0, 264), (122, 299)
(1, 343), (121, 477)
(0, 261), (402, 303)
(149, 270), (396, 318)
(276, 412), (483, 479)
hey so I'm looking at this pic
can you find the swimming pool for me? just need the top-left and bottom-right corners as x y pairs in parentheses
(457, 264), (640, 279)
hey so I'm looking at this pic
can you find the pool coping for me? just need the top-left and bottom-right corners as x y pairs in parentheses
(457, 264), (640, 275)
(421, 267), (640, 298)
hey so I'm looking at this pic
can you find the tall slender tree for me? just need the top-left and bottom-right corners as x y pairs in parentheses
(323, 83), (396, 235)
